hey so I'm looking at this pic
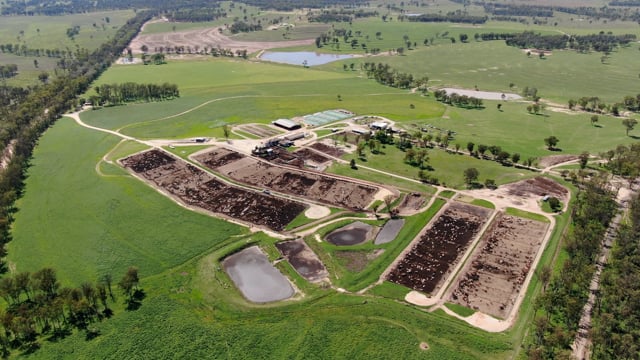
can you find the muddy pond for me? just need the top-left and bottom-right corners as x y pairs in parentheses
(325, 221), (374, 246)
(222, 246), (294, 303)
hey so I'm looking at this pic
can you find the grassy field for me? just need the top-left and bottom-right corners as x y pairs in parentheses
(8, 118), (245, 284)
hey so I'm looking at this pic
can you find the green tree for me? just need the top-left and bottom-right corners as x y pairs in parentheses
(222, 124), (230, 141)
(622, 118), (638, 136)
(544, 136), (559, 150)
(463, 168), (479, 186)
(511, 153), (521, 164)
(118, 266), (139, 302)
(466, 142), (474, 155)
(590, 115), (599, 126)
(350, 158), (357, 169)
(579, 151), (589, 169)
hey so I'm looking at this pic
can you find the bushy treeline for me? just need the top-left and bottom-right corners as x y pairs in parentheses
(401, 13), (487, 24)
(166, 7), (226, 22)
(609, 0), (640, 5)
(602, 143), (640, 178)
(0, 11), (153, 268)
(483, 4), (553, 17)
(592, 193), (640, 359)
(567, 93), (640, 117)
(308, 9), (378, 23)
(526, 177), (617, 359)
(433, 90), (483, 109)
(92, 83), (179, 106)
(0, 65), (18, 79)
(361, 62), (428, 90)
(0, 266), (142, 356)
(229, 21), (262, 34)
(1, 0), (368, 15)
(0, 44), (76, 59)
(502, 31), (635, 53)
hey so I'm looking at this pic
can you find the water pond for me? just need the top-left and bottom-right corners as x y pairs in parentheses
(325, 221), (374, 246)
(260, 51), (354, 66)
(222, 246), (294, 303)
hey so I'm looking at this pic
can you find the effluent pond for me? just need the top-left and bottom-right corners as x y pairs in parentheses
(260, 51), (354, 66)
(222, 246), (294, 303)
(325, 221), (374, 246)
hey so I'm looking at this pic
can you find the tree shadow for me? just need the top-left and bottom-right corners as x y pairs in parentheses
(85, 328), (100, 341)
(630, 135), (640, 140)
(46, 328), (72, 343)
(549, 148), (563, 152)
(126, 289), (146, 311)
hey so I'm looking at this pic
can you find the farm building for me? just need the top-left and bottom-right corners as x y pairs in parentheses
(285, 132), (305, 141)
(370, 121), (389, 130)
(273, 119), (301, 130)
(352, 127), (371, 135)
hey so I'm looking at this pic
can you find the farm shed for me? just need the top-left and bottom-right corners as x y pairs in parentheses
(273, 119), (301, 130)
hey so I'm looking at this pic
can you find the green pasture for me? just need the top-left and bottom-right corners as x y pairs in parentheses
(8, 118), (245, 284)
(80, 59), (444, 138)
(416, 101), (639, 159)
(334, 144), (535, 189)
(384, 39), (640, 104)
(0, 11), (134, 51)
(0, 52), (58, 87)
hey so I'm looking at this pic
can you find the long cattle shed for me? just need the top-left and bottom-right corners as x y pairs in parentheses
(273, 119), (301, 130)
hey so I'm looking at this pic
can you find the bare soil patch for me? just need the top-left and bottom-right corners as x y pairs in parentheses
(121, 149), (305, 231)
(397, 192), (428, 213)
(276, 239), (328, 282)
(309, 142), (346, 158)
(538, 154), (579, 168)
(449, 213), (548, 319)
(504, 176), (568, 201)
(129, 26), (315, 55)
(194, 147), (378, 209)
(293, 148), (332, 165)
(387, 203), (492, 294)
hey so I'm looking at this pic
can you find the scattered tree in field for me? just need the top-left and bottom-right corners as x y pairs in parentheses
(579, 151), (589, 169)
(350, 158), (357, 169)
(337, 94), (342, 101)
(622, 118), (638, 136)
(463, 167), (479, 186)
(118, 266), (140, 304)
(497, 103), (502, 111)
(38, 71), (49, 84)
(466, 142), (475, 155)
(568, 99), (576, 110)
(222, 124), (230, 141)
(591, 115), (599, 126)
(544, 136), (559, 150)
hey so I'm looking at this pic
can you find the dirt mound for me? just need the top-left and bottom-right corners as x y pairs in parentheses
(538, 154), (578, 168)
(122, 149), (305, 231)
(309, 142), (345, 158)
(504, 176), (568, 200)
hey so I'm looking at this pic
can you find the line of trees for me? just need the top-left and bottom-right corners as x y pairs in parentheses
(433, 90), (484, 109)
(308, 9), (378, 23)
(591, 192), (640, 359)
(526, 176), (617, 359)
(92, 82), (179, 106)
(401, 12), (487, 24)
(361, 62), (428, 90)
(568, 93), (640, 120)
(0, 44), (77, 59)
(502, 31), (636, 53)
(229, 21), (262, 34)
(0, 266), (142, 355)
(166, 8), (226, 22)
(0, 11), (153, 269)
